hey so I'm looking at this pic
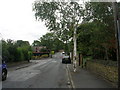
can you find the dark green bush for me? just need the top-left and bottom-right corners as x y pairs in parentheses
(2, 39), (32, 62)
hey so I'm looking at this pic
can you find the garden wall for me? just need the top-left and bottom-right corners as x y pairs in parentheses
(86, 60), (118, 87)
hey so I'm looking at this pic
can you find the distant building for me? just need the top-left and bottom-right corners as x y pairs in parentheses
(32, 46), (50, 57)
(32, 46), (46, 53)
(59, 50), (64, 52)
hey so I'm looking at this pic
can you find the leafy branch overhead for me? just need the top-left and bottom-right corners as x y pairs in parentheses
(33, 1), (119, 61)
(33, 1), (84, 42)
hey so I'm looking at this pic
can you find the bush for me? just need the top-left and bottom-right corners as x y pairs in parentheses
(28, 51), (32, 60)
(51, 51), (54, 55)
(40, 54), (49, 58)
(2, 39), (32, 62)
(17, 47), (24, 61)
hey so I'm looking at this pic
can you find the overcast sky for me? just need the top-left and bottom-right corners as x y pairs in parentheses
(0, 0), (48, 45)
(0, 0), (120, 45)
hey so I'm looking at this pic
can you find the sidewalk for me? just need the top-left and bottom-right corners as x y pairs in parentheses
(67, 64), (116, 88)
(7, 61), (37, 71)
(7, 58), (51, 71)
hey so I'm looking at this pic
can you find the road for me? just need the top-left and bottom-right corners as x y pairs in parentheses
(2, 53), (68, 88)
(2, 52), (115, 89)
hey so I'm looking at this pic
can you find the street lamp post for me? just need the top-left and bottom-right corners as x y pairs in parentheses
(112, 2), (120, 89)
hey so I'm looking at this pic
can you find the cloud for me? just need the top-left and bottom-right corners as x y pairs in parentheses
(0, 0), (48, 45)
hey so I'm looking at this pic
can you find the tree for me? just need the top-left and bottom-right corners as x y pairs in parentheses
(33, 1), (84, 72)
(2, 40), (10, 62)
(16, 47), (24, 61)
(39, 33), (54, 52)
(2, 39), (32, 62)
(52, 38), (64, 52)
(38, 32), (64, 52)
(32, 40), (41, 46)
(78, 2), (117, 61)
(16, 40), (30, 47)
(33, 1), (83, 44)
(15, 40), (32, 61)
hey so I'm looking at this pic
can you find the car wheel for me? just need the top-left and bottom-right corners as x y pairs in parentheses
(2, 69), (7, 81)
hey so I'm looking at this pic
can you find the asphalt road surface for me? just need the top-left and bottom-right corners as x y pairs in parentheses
(2, 53), (68, 88)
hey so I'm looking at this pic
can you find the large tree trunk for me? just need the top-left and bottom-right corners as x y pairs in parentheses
(73, 27), (77, 72)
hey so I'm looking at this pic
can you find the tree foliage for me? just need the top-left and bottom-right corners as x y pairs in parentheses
(2, 39), (32, 62)
(33, 1), (118, 61)
(77, 2), (117, 61)
(32, 32), (65, 52)
(33, 1), (83, 44)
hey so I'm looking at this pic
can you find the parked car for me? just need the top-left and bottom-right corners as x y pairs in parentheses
(62, 52), (65, 54)
(62, 55), (71, 64)
(0, 56), (7, 81)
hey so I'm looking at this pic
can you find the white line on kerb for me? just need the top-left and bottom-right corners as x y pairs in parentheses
(66, 64), (75, 88)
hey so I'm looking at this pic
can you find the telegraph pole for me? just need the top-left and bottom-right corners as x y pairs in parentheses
(112, 2), (120, 88)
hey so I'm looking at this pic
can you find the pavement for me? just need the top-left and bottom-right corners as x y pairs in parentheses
(7, 61), (37, 71)
(67, 64), (117, 88)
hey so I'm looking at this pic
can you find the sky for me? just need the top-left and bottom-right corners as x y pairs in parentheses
(0, 0), (120, 45)
(0, 0), (48, 45)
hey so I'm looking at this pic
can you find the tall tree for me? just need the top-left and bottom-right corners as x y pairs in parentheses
(33, 1), (83, 71)
(32, 40), (41, 46)
(80, 2), (117, 60)
(39, 32), (64, 52)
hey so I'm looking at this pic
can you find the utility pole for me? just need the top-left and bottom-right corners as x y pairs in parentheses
(112, 2), (120, 89)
